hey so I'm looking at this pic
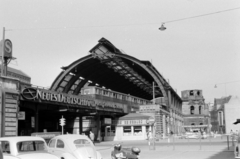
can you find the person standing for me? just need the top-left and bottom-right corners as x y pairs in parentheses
(147, 130), (152, 146)
(90, 130), (95, 145)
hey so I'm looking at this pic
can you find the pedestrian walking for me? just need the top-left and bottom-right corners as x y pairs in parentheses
(147, 130), (152, 146)
(90, 130), (95, 145)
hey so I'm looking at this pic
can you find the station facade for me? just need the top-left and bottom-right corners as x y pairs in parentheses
(0, 38), (183, 140)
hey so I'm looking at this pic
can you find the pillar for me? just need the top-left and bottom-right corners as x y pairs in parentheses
(34, 104), (39, 133)
(95, 114), (101, 141)
(79, 115), (82, 134)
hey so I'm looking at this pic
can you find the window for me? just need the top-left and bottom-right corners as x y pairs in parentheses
(17, 140), (47, 153)
(84, 89), (90, 95)
(200, 123), (203, 125)
(197, 91), (201, 96)
(0, 141), (10, 154)
(103, 90), (109, 96)
(74, 139), (91, 148)
(133, 126), (142, 136)
(199, 106), (202, 114)
(190, 106), (195, 114)
(56, 139), (64, 148)
(96, 88), (99, 94)
(191, 123), (195, 125)
(48, 139), (56, 148)
(123, 126), (131, 136)
(105, 126), (116, 136)
(189, 90), (194, 96)
(111, 126), (116, 136)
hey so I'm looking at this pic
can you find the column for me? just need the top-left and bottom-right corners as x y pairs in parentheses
(95, 114), (101, 141)
(162, 114), (166, 138)
(34, 104), (39, 133)
(79, 115), (82, 134)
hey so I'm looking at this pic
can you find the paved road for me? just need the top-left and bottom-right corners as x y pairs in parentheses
(95, 137), (235, 159)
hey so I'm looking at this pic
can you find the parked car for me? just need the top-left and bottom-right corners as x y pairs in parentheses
(0, 136), (59, 159)
(48, 134), (102, 159)
(185, 132), (199, 139)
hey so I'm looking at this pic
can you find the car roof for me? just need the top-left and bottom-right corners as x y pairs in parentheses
(54, 134), (89, 141)
(0, 136), (45, 143)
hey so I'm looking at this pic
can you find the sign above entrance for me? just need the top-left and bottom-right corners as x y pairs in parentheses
(116, 119), (147, 126)
(139, 105), (160, 113)
(20, 87), (124, 112)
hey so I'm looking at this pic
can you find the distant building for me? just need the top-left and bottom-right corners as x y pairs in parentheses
(225, 96), (240, 134)
(181, 90), (210, 133)
(210, 96), (240, 134)
(0, 66), (31, 85)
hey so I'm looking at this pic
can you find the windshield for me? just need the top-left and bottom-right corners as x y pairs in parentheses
(17, 140), (47, 153)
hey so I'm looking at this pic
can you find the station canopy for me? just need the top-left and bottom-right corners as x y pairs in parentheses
(50, 38), (179, 103)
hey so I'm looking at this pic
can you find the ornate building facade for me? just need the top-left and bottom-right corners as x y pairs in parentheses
(181, 90), (210, 133)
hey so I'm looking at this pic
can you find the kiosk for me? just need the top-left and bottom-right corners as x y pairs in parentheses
(107, 113), (152, 141)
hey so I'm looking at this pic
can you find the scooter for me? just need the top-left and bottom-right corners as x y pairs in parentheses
(111, 144), (141, 159)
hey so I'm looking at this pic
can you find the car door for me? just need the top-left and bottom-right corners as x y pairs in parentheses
(48, 139), (57, 155)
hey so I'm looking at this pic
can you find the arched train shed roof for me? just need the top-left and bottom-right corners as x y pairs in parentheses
(50, 38), (181, 105)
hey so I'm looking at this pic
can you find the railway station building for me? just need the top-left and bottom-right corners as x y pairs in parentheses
(0, 38), (183, 141)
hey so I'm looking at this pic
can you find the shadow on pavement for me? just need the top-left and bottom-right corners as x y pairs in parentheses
(206, 147), (234, 159)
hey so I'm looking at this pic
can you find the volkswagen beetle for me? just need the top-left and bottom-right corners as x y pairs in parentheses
(0, 136), (59, 159)
(48, 134), (102, 159)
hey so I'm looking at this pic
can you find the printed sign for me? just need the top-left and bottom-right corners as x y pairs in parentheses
(104, 118), (112, 124)
(18, 111), (25, 120)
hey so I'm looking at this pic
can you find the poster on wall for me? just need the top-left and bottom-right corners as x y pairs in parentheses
(18, 111), (25, 120)
(104, 118), (112, 125)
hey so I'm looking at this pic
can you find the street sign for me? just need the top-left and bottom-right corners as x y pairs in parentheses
(147, 116), (155, 124)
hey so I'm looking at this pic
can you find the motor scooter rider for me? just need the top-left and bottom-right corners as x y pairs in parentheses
(111, 143), (126, 159)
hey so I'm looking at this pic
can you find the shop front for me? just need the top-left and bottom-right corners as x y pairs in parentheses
(104, 113), (152, 141)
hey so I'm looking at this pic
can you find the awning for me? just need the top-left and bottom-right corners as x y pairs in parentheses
(233, 119), (240, 125)
(118, 113), (151, 120)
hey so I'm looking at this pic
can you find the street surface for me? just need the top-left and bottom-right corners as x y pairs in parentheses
(95, 136), (235, 159)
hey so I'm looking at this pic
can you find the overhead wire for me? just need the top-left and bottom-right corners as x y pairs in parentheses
(4, 6), (240, 32)
(162, 6), (240, 24)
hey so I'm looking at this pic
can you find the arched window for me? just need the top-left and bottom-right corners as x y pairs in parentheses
(199, 106), (202, 114)
(190, 106), (195, 114)
(190, 90), (194, 96)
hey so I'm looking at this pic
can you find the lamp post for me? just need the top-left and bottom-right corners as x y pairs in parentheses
(1, 27), (5, 76)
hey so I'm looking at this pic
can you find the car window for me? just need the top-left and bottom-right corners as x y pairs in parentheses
(48, 139), (56, 148)
(74, 139), (91, 148)
(0, 141), (11, 154)
(56, 139), (64, 148)
(17, 140), (47, 153)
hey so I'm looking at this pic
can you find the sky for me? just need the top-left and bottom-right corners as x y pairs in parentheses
(0, 0), (240, 103)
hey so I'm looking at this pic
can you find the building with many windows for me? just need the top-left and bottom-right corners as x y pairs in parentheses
(181, 90), (210, 133)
